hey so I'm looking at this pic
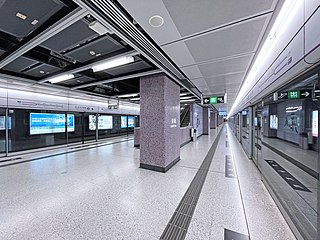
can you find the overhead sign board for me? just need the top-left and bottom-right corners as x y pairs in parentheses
(278, 89), (312, 100)
(203, 96), (224, 104)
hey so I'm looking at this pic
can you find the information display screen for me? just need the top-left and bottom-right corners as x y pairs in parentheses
(242, 111), (247, 115)
(89, 115), (113, 130)
(219, 111), (226, 116)
(312, 110), (318, 137)
(30, 113), (74, 135)
(270, 115), (278, 129)
(0, 116), (12, 130)
(254, 117), (258, 126)
(128, 116), (135, 128)
(121, 116), (127, 128)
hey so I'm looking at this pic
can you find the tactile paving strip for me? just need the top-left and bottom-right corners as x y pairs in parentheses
(160, 127), (224, 240)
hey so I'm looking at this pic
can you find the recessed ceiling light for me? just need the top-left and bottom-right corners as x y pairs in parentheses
(39, 70), (45, 74)
(149, 15), (164, 27)
(89, 50), (96, 56)
(31, 19), (39, 25)
(16, 12), (27, 20)
(96, 53), (101, 57)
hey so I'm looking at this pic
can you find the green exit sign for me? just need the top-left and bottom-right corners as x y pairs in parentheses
(288, 90), (300, 99)
(210, 96), (217, 104)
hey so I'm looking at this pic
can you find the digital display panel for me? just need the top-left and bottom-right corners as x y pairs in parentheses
(312, 110), (318, 137)
(219, 111), (227, 116)
(89, 115), (113, 130)
(242, 111), (247, 115)
(30, 113), (74, 135)
(254, 117), (258, 126)
(121, 116), (127, 128)
(0, 116), (12, 130)
(128, 116), (135, 128)
(270, 115), (278, 129)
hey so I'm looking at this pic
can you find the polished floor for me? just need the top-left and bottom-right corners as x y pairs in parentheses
(0, 124), (296, 239)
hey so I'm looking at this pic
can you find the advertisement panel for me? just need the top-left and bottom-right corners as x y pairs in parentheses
(121, 116), (127, 128)
(312, 110), (318, 137)
(270, 115), (278, 129)
(30, 113), (74, 135)
(128, 116), (135, 128)
(0, 116), (12, 130)
(89, 115), (113, 130)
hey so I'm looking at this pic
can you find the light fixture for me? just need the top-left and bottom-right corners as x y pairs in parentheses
(180, 96), (193, 100)
(16, 12), (27, 20)
(149, 15), (164, 27)
(227, 0), (301, 118)
(118, 93), (139, 98)
(92, 56), (135, 72)
(48, 74), (75, 84)
(180, 99), (195, 103)
(180, 93), (189, 96)
(89, 21), (111, 35)
(130, 97), (140, 101)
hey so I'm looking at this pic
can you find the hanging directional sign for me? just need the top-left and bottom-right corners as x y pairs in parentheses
(278, 89), (312, 100)
(203, 96), (225, 104)
(300, 89), (312, 98)
(203, 97), (210, 104)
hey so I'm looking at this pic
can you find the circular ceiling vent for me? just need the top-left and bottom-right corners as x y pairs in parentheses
(149, 15), (164, 27)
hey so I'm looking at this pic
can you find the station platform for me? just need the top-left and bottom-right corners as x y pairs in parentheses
(0, 124), (296, 239)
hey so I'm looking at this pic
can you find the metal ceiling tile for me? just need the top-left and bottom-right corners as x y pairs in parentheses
(24, 63), (61, 77)
(0, 0), (64, 38)
(59, 75), (96, 86)
(2, 56), (37, 72)
(103, 61), (152, 76)
(163, 0), (276, 37)
(41, 19), (98, 52)
(181, 65), (203, 79)
(198, 54), (253, 78)
(65, 35), (124, 63)
(185, 16), (269, 63)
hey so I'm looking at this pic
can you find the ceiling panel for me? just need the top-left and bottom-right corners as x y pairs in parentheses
(161, 41), (196, 67)
(41, 19), (98, 52)
(0, 0), (64, 38)
(204, 72), (245, 85)
(198, 54), (252, 78)
(24, 63), (62, 77)
(163, 0), (276, 37)
(2, 56), (37, 72)
(65, 35), (124, 63)
(118, 0), (182, 46)
(181, 65), (203, 79)
(60, 75), (96, 86)
(185, 15), (269, 62)
(103, 61), (152, 76)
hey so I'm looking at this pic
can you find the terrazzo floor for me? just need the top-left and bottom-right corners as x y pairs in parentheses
(0, 124), (296, 239)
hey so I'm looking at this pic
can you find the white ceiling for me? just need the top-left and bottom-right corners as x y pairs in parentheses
(118, 0), (279, 112)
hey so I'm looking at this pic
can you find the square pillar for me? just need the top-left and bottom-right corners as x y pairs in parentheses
(140, 73), (180, 172)
(210, 112), (217, 129)
(203, 107), (210, 134)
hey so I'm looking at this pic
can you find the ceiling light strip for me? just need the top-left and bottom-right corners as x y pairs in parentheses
(39, 50), (138, 83)
(0, 8), (88, 69)
(73, 0), (200, 99)
(71, 69), (162, 90)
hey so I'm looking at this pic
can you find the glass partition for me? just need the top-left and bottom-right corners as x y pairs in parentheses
(0, 108), (6, 156)
(258, 71), (319, 239)
(8, 109), (67, 152)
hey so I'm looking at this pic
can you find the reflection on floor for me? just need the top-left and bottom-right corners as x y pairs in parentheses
(262, 136), (318, 172)
(0, 124), (296, 239)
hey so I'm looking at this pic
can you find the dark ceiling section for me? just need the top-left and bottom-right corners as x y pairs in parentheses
(0, 0), (159, 98)
(82, 77), (140, 97)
